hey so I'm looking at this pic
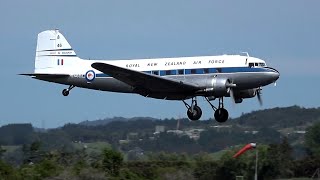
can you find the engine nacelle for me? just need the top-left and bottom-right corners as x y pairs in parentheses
(234, 89), (256, 99)
(202, 76), (232, 97)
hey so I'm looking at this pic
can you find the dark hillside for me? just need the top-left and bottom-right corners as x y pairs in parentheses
(79, 117), (158, 126)
(233, 106), (320, 129)
(0, 106), (319, 155)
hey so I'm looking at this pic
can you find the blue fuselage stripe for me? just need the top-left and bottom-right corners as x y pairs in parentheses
(95, 67), (272, 77)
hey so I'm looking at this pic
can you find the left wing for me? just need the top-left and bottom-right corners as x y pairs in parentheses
(91, 62), (199, 93)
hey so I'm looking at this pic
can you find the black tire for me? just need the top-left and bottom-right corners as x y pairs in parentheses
(214, 108), (229, 123)
(62, 89), (69, 96)
(187, 106), (202, 121)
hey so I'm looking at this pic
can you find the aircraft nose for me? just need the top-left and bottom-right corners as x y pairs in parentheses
(268, 67), (280, 81)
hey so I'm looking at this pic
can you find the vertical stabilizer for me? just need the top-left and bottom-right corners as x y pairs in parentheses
(35, 30), (79, 74)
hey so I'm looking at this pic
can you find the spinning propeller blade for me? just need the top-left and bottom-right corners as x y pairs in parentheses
(230, 88), (236, 105)
(257, 88), (263, 106)
(227, 80), (237, 105)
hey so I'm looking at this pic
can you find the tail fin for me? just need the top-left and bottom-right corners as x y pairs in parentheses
(35, 29), (79, 74)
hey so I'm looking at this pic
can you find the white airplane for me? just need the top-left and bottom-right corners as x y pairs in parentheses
(21, 30), (280, 123)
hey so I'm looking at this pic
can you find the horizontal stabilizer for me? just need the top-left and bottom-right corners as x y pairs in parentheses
(19, 73), (69, 78)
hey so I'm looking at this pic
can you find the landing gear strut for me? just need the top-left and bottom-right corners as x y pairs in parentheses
(205, 97), (229, 123)
(183, 97), (202, 121)
(62, 85), (75, 96)
(183, 96), (229, 122)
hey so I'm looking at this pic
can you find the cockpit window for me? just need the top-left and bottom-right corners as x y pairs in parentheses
(249, 62), (266, 68)
(259, 63), (266, 67)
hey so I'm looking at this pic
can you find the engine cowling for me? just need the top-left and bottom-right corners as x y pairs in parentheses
(233, 89), (256, 99)
(202, 76), (232, 97)
(200, 75), (256, 100)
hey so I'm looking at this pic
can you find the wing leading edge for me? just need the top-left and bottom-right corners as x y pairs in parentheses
(91, 62), (199, 93)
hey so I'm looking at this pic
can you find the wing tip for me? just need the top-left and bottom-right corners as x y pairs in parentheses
(19, 73), (34, 76)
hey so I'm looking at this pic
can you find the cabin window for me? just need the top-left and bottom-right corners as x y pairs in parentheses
(196, 69), (204, 74)
(255, 63), (258, 66)
(209, 68), (216, 73)
(177, 69), (184, 75)
(249, 63), (254, 68)
(165, 70), (171, 75)
(152, 71), (159, 75)
(204, 68), (209, 74)
(191, 69), (196, 74)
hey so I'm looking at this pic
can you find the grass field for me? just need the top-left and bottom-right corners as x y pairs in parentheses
(2, 145), (21, 154)
(72, 141), (111, 154)
(209, 149), (230, 161)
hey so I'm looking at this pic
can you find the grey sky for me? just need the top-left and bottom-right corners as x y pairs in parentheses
(1, 1), (319, 128)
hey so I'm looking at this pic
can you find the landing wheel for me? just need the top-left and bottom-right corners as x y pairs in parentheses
(214, 108), (229, 123)
(62, 89), (69, 96)
(187, 106), (202, 121)
(62, 85), (75, 96)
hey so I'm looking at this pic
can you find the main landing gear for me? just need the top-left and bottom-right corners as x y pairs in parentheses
(62, 85), (75, 96)
(183, 97), (202, 121)
(183, 97), (229, 123)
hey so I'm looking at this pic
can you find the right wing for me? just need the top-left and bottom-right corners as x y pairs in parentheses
(91, 62), (200, 93)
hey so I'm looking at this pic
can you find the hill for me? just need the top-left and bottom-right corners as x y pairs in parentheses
(0, 105), (319, 158)
(79, 117), (158, 126)
(78, 105), (320, 131)
(231, 105), (320, 129)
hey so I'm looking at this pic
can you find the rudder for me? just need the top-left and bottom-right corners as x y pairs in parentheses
(35, 29), (79, 74)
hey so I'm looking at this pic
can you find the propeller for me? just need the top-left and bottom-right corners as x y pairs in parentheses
(226, 80), (237, 104)
(256, 88), (263, 106)
(229, 87), (236, 105)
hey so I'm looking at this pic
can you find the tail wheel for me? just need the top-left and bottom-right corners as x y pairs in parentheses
(187, 106), (202, 121)
(214, 108), (229, 123)
(62, 85), (75, 96)
(62, 89), (69, 96)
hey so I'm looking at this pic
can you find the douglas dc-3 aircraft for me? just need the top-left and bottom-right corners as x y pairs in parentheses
(21, 30), (280, 123)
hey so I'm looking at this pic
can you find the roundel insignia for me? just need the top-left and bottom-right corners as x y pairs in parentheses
(85, 70), (96, 82)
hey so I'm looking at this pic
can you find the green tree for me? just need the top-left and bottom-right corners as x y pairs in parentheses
(194, 161), (219, 180)
(0, 146), (6, 158)
(22, 141), (44, 164)
(0, 160), (20, 179)
(72, 159), (87, 175)
(305, 121), (320, 157)
(34, 159), (61, 178)
(102, 148), (123, 176)
(260, 138), (294, 179)
(216, 155), (247, 180)
(19, 159), (61, 180)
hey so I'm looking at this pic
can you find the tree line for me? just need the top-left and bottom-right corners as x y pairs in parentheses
(0, 134), (320, 179)
(0, 106), (319, 179)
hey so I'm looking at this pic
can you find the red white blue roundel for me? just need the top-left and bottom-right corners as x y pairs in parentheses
(85, 70), (96, 81)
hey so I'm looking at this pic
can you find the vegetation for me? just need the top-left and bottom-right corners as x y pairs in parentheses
(0, 106), (319, 179)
